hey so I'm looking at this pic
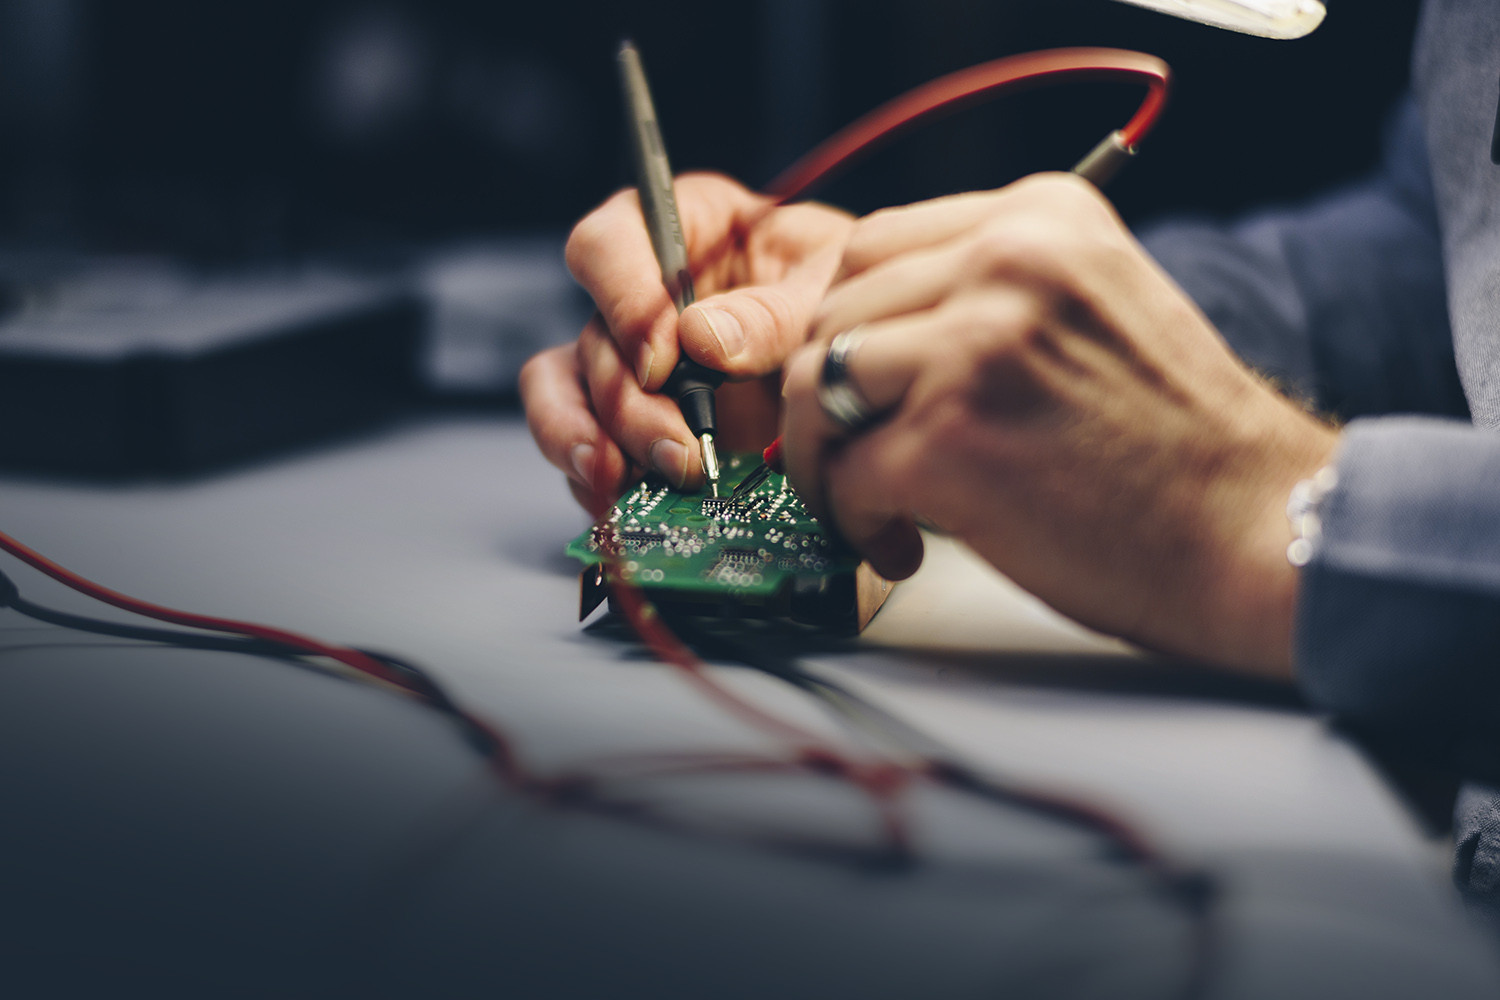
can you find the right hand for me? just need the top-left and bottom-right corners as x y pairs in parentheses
(521, 172), (854, 512)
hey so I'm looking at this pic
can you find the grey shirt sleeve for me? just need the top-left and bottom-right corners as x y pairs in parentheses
(1140, 95), (1468, 423)
(1139, 97), (1500, 766)
(1298, 418), (1500, 760)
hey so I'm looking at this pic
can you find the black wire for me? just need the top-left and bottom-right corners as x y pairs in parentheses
(0, 563), (473, 728)
(0, 555), (1191, 875)
(660, 609), (1218, 999)
(662, 614), (974, 760)
(7, 593), (307, 658)
(2, 558), (1212, 996)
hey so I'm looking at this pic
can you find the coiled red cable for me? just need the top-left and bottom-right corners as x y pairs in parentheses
(766, 47), (1171, 202)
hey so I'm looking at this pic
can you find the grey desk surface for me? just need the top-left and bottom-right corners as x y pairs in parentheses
(2, 414), (1496, 999)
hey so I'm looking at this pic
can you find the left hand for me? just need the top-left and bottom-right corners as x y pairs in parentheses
(521, 173), (853, 511)
(780, 173), (1338, 677)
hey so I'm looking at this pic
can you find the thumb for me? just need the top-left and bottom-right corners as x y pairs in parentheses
(678, 272), (827, 380)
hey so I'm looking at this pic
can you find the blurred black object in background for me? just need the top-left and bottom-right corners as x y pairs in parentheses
(0, 263), (421, 476)
(0, 0), (1422, 258)
(0, 0), (1422, 474)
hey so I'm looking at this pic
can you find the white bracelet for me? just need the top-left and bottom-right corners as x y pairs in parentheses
(1286, 466), (1338, 567)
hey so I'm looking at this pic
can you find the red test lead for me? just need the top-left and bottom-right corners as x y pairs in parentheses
(727, 48), (1170, 501)
(730, 437), (786, 499)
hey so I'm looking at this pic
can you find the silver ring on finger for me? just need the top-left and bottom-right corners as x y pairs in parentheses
(817, 327), (878, 434)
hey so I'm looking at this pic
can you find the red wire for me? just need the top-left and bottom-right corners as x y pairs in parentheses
(599, 527), (915, 832)
(588, 47), (1173, 853)
(0, 48), (1187, 883)
(0, 529), (403, 686)
(766, 47), (1171, 202)
(744, 48), (1170, 471)
(0, 527), (542, 786)
(607, 578), (828, 746)
(0, 522), (909, 844)
(0, 523), (916, 858)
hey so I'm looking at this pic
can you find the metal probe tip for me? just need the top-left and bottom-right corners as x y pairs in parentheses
(699, 433), (721, 497)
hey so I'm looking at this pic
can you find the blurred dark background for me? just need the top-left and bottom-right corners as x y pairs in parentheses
(0, 0), (1428, 476)
(0, 0), (1422, 261)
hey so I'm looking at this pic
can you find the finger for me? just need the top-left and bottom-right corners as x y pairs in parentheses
(578, 318), (705, 490)
(565, 188), (680, 390)
(567, 174), (777, 392)
(780, 318), (922, 524)
(673, 172), (778, 260)
(677, 199), (851, 377)
(783, 337), (924, 580)
(679, 266), (830, 378)
(837, 189), (1007, 282)
(519, 342), (631, 505)
(785, 298), (1026, 533)
(822, 424), (926, 580)
(828, 495), (926, 581)
(835, 172), (1114, 285)
(779, 342), (839, 526)
(811, 236), (969, 344)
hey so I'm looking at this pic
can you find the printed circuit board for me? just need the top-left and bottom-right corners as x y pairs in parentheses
(567, 452), (891, 631)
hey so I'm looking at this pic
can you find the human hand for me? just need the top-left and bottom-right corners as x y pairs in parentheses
(780, 173), (1338, 676)
(521, 173), (854, 512)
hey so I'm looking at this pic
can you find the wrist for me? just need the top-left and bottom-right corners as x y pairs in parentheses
(1211, 413), (1340, 678)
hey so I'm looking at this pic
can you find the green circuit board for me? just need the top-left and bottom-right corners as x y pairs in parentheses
(567, 452), (871, 625)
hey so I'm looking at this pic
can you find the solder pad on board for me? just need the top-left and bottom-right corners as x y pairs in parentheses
(566, 452), (892, 631)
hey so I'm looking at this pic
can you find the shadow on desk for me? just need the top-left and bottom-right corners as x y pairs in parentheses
(584, 608), (1302, 710)
(857, 645), (1305, 708)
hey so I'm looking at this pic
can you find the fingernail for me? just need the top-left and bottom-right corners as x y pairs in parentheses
(570, 443), (596, 487)
(649, 438), (690, 487)
(636, 344), (656, 388)
(700, 308), (745, 360)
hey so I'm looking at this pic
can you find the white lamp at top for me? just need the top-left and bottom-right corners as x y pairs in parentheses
(1111, 0), (1326, 38)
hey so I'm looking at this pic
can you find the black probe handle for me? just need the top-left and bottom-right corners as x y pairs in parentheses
(663, 356), (723, 437)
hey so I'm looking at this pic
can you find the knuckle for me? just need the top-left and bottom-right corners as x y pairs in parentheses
(781, 200), (852, 234)
(609, 287), (666, 347)
(784, 342), (823, 393)
(968, 211), (1114, 296)
(561, 225), (590, 279)
(965, 226), (1025, 277)
(588, 373), (627, 429)
(942, 296), (998, 336)
(878, 443), (923, 500)
(563, 213), (605, 280)
(840, 209), (900, 274)
(965, 221), (1064, 283)
(677, 170), (738, 198)
(518, 345), (570, 403)
(564, 188), (637, 279)
(517, 351), (547, 401)
(576, 321), (606, 369)
(1014, 171), (1102, 212)
(942, 293), (1047, 364)
(1005, 170), (1119, 223)
(744, 290), (797, 344)
(908, 407), (968, 477)
(1024, 174), (1124, 245)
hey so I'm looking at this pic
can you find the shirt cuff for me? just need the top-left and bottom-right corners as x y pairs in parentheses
(1295, 417), (1500, 744)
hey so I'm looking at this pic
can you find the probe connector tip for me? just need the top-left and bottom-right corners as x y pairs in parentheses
(699, 433), (721, 497)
